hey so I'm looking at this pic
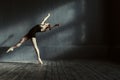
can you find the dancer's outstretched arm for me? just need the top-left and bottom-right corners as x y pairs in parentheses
(41, 13), (50, 25)
(52, 24), (60, 28)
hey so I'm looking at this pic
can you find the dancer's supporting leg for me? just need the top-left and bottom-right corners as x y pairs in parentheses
(31, 37), (43, 64)
(6, 37), (28, 53)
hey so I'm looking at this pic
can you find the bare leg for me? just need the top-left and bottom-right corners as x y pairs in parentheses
(31, 37), (43, 64)
(6, 37), (28, 53)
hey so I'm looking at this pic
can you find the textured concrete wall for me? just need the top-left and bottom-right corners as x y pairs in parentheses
(0, 0), (108, 63)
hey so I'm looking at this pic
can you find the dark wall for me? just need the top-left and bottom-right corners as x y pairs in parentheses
(108, 0), (120, 62)
(0, 0), (109, 63)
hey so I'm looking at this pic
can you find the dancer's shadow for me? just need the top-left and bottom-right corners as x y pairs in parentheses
(0, 34), (14, 46)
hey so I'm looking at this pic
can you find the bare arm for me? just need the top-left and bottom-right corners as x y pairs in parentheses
(50, 24), (59, 28)
(46, 24), (59, 30)
(41, 13), (50, 25)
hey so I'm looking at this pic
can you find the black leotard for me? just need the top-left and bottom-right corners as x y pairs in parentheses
(24, 24), (42, 38)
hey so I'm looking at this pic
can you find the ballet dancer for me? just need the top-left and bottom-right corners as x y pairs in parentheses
(6, 13), (59, 64)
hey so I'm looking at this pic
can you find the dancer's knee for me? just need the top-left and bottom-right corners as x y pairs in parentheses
(16, 43), (22, 47)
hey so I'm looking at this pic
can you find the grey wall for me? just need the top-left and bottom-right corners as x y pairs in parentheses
(0, 0), (108, 63)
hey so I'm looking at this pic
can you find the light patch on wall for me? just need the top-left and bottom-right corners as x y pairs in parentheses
(56, 28), (75, 45)
(35, 2), (76, 46)
(81, 22), (86, 42)
(40, 27), (75, 46)
(36, 2), (75, 26)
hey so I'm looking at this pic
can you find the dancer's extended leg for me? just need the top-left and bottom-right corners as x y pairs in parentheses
(31, 37), (43, 64)
(6, 37), (28, 53)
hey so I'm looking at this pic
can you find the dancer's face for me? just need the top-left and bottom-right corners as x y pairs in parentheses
(42, 23), (49, 28)
(44, 23), (50, 27)
(41, 23), (50, 31)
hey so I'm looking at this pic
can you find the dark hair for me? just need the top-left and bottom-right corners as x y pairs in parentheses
(54, 24), (59, 26)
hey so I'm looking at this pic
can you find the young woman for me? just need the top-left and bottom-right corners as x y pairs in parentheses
(6, 13), (59, 64)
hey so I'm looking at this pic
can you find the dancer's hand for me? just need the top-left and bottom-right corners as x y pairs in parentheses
(48, 13), (50, 16)
(6, 47), (14, 53)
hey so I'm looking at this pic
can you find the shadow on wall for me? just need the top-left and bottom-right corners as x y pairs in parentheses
(0, 34), (14, 46)
(0, 34), (14, 59)
(0, 47), (9, 57)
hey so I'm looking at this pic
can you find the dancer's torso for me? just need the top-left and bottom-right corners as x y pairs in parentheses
(25, 24), (42, 38)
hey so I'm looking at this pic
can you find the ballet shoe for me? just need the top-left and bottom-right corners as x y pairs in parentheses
(6, 47), (14, 53)
(38, 58), (43, 64)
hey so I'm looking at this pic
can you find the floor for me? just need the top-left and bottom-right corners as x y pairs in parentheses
(0, 60), (120, 80)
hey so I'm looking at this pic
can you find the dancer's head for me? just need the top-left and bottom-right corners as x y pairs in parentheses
(45, 23), (60, 30)
(40, 22), (50, 31)
(41, 23), (50, 28)
(40, 22), (60, 32)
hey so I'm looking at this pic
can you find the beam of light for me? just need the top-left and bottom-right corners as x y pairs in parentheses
(40, 27), (75, 46)
(36, 2), (75, 26)
(35, 2), (76, 59)
(34, 2), (76, 46)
